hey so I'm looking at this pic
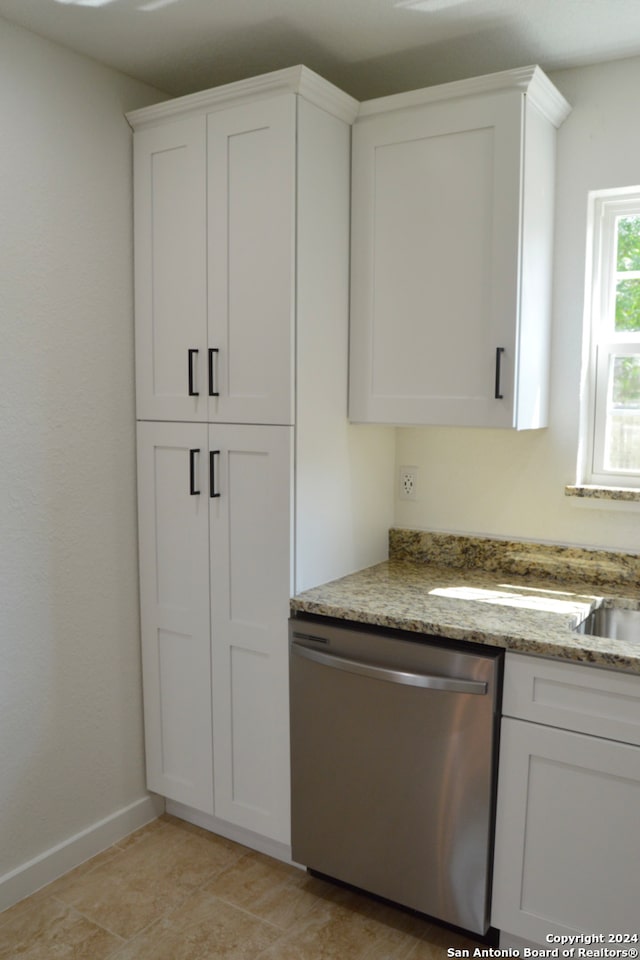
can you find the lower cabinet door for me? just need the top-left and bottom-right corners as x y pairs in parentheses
(209, 423), (292, 844)
(136, 421), (214, 813)
(137, 420), (292, 841)
(492, 718), (640, 941)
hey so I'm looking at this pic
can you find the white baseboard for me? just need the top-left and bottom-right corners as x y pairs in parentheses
(0, 793), (165, 913)
(165, 800), (293, 866)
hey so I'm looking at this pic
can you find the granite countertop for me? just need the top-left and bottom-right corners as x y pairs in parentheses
(290, 530), (640, 676)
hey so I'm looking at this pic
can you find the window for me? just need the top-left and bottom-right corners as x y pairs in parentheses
(580, 187), (640, 489)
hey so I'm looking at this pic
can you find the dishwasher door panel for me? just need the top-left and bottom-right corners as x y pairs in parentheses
(289, 619), (501, 935)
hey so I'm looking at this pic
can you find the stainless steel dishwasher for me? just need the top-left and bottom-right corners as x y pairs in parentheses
(289, 616), (503, 935)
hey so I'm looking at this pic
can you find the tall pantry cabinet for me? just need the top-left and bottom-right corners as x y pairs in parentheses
(127, 68), (395, 857)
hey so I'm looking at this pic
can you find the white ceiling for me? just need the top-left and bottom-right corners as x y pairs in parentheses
(1, 0), (640, 99)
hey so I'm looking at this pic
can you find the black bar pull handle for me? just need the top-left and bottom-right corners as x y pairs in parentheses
(188, 348), (199, 396)
(189, 448), (200, 495)
(209, 450), (221, 498)
(494, 347), (505, 400)
(208, 348), (219, 397)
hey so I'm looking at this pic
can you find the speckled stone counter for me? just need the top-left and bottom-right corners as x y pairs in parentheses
(290, 530), (640, 675)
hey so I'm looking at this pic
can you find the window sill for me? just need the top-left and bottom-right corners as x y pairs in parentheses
(565, 484), (640, 506)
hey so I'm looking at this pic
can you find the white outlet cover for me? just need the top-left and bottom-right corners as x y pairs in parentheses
(398, 465), (418, 500)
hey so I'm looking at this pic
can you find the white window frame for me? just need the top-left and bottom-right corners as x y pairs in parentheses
(579, 186), (640, 489)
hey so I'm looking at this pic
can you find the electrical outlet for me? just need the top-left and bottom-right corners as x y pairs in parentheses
(398, 466), (418, 501)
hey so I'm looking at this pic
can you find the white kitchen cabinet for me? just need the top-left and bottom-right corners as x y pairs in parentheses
(133, 93), (295, 425)
(137, 420), (292, 840)
(129, 68), (396, 854)
(136, 420), (213, 813)
(133, 117), (207, 423)
(207, 97), (295, 425)
(349, 66), (571, 428)
(492, 653), (640, 942)
(209, 423), (292, 841)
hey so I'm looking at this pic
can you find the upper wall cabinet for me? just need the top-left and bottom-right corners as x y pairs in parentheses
(132, 89), (296, 425)
(349, 66), (571, 429)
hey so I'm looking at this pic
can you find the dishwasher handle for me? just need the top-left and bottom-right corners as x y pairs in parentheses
(291, 639), (488, 695)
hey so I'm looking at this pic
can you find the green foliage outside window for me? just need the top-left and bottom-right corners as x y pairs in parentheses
(615, 216), (640, 332)
(617, 216), (640, 272)
(612, 357), (640, 407)
(613, 217), (640, 410)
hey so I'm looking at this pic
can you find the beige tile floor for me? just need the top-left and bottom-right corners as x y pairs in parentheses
(0, 814), (482, 959)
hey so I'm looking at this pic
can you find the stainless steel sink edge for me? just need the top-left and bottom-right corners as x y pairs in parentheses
(573, 599), (640, 643)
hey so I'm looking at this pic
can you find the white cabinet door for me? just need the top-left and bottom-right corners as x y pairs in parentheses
(350, 91), (526, 428)
(136, 421), (214, 813)
(207, 97), (295, 425)
(137, 420), (292, 833)
(209, 423), (292, 842)
(492, 718), (640, 942)
(133, 97), (295, 427)
(134, 118), (208, 422)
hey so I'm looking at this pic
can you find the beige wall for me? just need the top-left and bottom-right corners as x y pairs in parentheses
(0, 17), (164, 895)
(395, 55), (640, 553)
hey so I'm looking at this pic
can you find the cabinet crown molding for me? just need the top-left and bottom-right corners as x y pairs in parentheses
(126, 65), (359, 129)
(356, 65), (571, 127)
